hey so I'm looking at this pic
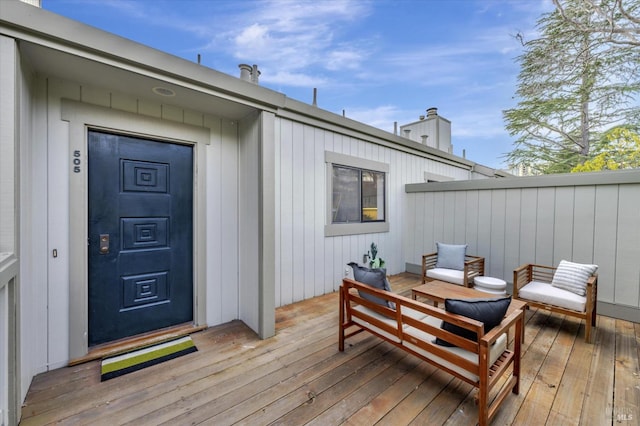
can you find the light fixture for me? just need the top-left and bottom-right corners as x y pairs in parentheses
(152, 86), (176, 97)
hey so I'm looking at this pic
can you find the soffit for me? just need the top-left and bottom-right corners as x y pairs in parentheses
(19, 41), (258, 121)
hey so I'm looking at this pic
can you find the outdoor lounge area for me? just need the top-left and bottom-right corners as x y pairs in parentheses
(19, 273), (638, 425)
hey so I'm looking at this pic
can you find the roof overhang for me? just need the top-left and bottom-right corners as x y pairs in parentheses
(1, 1), (285, 120)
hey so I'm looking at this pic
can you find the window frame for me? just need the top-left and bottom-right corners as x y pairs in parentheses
(325, 151), (389, 236)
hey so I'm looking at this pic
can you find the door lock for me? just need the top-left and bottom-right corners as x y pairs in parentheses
(99, 234), (110, 254)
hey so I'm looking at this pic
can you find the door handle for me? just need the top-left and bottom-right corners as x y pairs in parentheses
(99, 234), (109, 254)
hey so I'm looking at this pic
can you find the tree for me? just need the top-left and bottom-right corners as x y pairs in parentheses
(572, 126), (640, 171)
(503, 0), (640, 174)
(553, 0), (640, 47)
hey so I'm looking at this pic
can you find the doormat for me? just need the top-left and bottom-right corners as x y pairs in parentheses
(101, 336), (197, 381)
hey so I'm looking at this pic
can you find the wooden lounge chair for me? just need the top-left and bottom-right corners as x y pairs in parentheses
(421, 251), (485, 287)
(513, 262), (598, 342)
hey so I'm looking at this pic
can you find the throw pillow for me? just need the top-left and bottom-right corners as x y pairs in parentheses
(348, 262), (395, 309)
(551, 260), (598, 296)
(435, 297), (511, 347)
(435, 242), (467, 271)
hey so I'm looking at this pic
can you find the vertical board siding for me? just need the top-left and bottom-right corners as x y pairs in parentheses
(34, 78), (240, 372)
(405, 181), (640, 309)
(553, 187), (575, 264)
(489, 189), (506, 279)
(593, 186), (618, 302)
(616, 184), (640, 306)
(238, 113), (260, 332)
(503, 189), (521, 280)
(273, 117), (472, 307)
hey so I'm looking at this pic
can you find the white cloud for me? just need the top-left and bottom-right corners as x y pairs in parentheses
(234, 23), (270, 51)
(326, 49), (365, 71)
(202, 0), (372, 76)
(263, 70), (328, 87)
(342, 105), (405, 132)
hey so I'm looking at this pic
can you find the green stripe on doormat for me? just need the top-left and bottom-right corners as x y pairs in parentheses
(101, 336), (197, 381)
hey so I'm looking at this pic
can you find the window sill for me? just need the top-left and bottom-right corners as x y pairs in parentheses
(325, 222), (389, 237)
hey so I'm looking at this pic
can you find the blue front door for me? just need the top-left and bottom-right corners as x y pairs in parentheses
(88, 130), (193, 346)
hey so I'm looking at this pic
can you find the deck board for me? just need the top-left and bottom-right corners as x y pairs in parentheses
(20, 273), (640, 425)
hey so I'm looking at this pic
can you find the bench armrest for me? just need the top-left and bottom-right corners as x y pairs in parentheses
(481, 308), (524, 347)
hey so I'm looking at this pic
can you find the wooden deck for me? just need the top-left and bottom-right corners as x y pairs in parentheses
(20, 273), (639, 425)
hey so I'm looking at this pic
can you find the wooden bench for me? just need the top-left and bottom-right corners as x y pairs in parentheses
(339, 278), (523, 426)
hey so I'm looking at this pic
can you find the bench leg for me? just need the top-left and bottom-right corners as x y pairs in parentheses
(339, 286), (345, 351)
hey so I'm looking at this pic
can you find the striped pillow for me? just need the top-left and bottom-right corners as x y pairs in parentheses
(551, 260), (598, 296)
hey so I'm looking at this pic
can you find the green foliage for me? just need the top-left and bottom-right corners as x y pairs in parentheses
(572, 127), (640, 172)
(503, 0), (640, 174)
(368, 242), (385, 268)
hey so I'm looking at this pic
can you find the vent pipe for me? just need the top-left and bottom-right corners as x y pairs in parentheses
(238, 64), (252, 82)
(426, 107), (438, 117)
(251, 64), (260, 84)
(421, 135), (428, 145)
(403, 129), (411, 138)
(393, 121), (398, 135)
(239, 64), (261, 84)
(312, 88), (317, 106)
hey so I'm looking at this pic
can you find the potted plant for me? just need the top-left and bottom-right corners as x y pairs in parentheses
(368, 242), (385, 268)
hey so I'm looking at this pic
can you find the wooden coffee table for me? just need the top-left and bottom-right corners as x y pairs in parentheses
(412, 280), (527, 341)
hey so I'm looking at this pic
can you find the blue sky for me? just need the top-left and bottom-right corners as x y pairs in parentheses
(42, 0), (554, 169)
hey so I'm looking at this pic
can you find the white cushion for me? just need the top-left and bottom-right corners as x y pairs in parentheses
(551, 260), (597, 296)
(352, 305), (401, 343)
(519, 280), (586, 312)
(402, 307), (430, 322)
(426, 268), (465, 286)
(402, 315), (507, 383)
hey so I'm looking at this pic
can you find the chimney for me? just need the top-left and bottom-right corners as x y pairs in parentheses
(421, 135), (428, 145)
(403, 129), (411, 138)
(251, 64), (260, 84)
(426, 107), (438, 117)
(238, 64), (252, 82)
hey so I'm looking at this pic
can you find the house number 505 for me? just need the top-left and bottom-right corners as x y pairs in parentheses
(73, 150), (81, 173)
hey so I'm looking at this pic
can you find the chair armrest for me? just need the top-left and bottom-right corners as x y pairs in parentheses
(512, 264), (532, 297)
(421, 252), (438, 284)
(585, 274), (598, 304)
(463, 255), (484, 287)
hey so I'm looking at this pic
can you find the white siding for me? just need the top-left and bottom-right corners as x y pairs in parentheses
(405, 176), (640, 312)
(20, 75), (241, 369)
(0, 34), (20, 426)
(272, 117), (475, 308)
(238, 112), (260, 332)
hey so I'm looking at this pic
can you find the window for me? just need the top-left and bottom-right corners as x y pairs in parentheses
(332, 165), (385, 223)
(325, 152), (389, 236)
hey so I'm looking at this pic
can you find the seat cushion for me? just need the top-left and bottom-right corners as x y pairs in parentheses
(551, 260), (598, 296)
(426, 268), (465, 286)
(435, 242), (467, 270)
(519, 280), (586, 312)
(402, 315), (507, 383)
(351, 305), (401, 343)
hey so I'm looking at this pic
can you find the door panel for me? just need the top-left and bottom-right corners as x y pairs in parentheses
(88, 131), (193, 346)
